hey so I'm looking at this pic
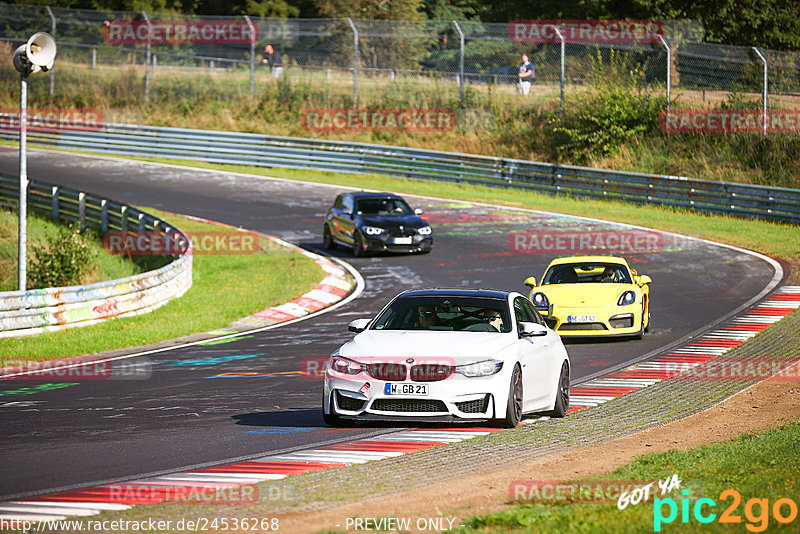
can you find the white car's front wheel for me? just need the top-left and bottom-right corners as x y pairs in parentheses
(323, 393), (347, 427)
(497, 365), (523, 428)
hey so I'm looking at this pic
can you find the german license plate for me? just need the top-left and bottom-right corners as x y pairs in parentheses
(384, 383), (428, 396)
(568, 315), (596, 323)
(393, 236), (413, 245)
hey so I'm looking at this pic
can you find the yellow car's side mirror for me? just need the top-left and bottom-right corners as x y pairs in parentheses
(524, 276), (537, 287)
(637, 275), (652, 285)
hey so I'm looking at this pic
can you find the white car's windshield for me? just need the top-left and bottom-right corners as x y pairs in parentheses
(372, 296), (511, 333)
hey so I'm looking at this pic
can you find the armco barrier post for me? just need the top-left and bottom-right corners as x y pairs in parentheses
(347, 18), (358, 104)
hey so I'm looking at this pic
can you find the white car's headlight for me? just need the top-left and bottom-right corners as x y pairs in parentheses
(455, 359), (504, 377)
(330, 356), (365, 375)
(362, 226), (384, 236)
(617, 291), (636, 306)
(418, 226), (432, 235)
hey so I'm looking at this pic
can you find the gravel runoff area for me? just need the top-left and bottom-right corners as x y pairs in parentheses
(233, 305), (800, 517)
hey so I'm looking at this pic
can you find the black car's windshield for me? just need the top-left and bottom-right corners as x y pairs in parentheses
(355, 197), (413, 216)
(542, 262), (632, 285)
(372, 296), (511, 333)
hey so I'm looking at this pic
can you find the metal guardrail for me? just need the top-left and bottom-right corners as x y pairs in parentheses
(0, 118), (798, 224)
(0, 174), (192, 338)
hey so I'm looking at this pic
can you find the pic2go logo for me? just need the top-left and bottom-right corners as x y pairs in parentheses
(654, 489), (799, 532)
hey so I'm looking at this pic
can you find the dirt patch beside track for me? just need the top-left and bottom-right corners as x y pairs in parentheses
(277, 362), (800, 533)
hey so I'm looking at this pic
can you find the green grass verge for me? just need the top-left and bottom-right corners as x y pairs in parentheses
(0, 208), (140, 291)
(0, 208), (324, 361)
(456, 418), (800, 533)
(102, 156), (799, 261)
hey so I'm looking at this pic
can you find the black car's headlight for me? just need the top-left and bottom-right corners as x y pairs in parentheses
(617, 291), (636, 306)
(531, 292), (549, 310)
(418, 226), (432, 235)
(361, 226), (385, 236)
(455, 359), (504, 377)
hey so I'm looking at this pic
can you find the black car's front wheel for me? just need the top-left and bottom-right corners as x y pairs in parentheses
(352, 231), (366, 257)
(323, 224), (336, 250)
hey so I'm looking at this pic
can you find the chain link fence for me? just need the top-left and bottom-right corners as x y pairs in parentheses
(2, 2), (799, 132)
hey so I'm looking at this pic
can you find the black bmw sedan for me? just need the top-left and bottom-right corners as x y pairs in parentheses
(323, 192), (433, 256)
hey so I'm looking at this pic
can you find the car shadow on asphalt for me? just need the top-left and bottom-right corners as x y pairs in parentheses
(232, 410), (497, 430)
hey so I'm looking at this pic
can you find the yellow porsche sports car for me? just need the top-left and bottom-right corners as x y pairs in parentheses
(524, 256), (651, 338)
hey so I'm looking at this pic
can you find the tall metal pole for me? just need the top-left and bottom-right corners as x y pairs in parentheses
(244, 15), (256, 96)
(453, 21), (464, 104)
(18, 74), (28, 291)
(550, 25), (565, 113)
(752, 47), (768, 136)
(657, 34), (671, 112)
(347, 18), (358, 104)
(142, 11), (152, 103)
(45, 6), (55, 98)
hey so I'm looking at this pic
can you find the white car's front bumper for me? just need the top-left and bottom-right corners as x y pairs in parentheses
(323, 366), (513, 422)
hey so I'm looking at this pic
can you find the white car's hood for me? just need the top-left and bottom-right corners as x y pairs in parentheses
(340, 330), (516, 363)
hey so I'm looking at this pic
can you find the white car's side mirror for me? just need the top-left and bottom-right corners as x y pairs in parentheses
(519, 321), (548, 337)
(348, 319), (371, 333)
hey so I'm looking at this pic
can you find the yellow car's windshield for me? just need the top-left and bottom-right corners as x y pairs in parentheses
(543, 263), (632, 285)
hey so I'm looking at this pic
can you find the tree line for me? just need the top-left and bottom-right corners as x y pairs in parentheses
(11, 0), (800, 51)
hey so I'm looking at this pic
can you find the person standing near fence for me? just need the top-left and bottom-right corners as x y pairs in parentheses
(517, 54), (534, 95)
(261, 44), (283, 78)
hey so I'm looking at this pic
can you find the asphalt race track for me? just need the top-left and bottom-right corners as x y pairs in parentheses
(0, 148), (780, 500)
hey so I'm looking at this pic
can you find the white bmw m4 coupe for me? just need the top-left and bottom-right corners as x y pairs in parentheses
(323, 289), (570, 428)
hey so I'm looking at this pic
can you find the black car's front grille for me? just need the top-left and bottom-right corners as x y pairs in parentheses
(371, 399), (448, 413)
(336, 391), (366, 411)
(367, 363), (407, 381)
(455, 395), (490, 414)
(559, 322), (608, 331)
(389, 229), (416, 238)
(410, 364), (453, 382)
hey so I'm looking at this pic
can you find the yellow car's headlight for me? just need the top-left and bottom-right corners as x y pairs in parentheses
(617, 291), (636, 306)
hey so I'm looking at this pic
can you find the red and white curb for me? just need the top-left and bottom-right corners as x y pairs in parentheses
(248, 240), (354, 323)
(0, 429), (500, 522)
(569, 286), (800, 412)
